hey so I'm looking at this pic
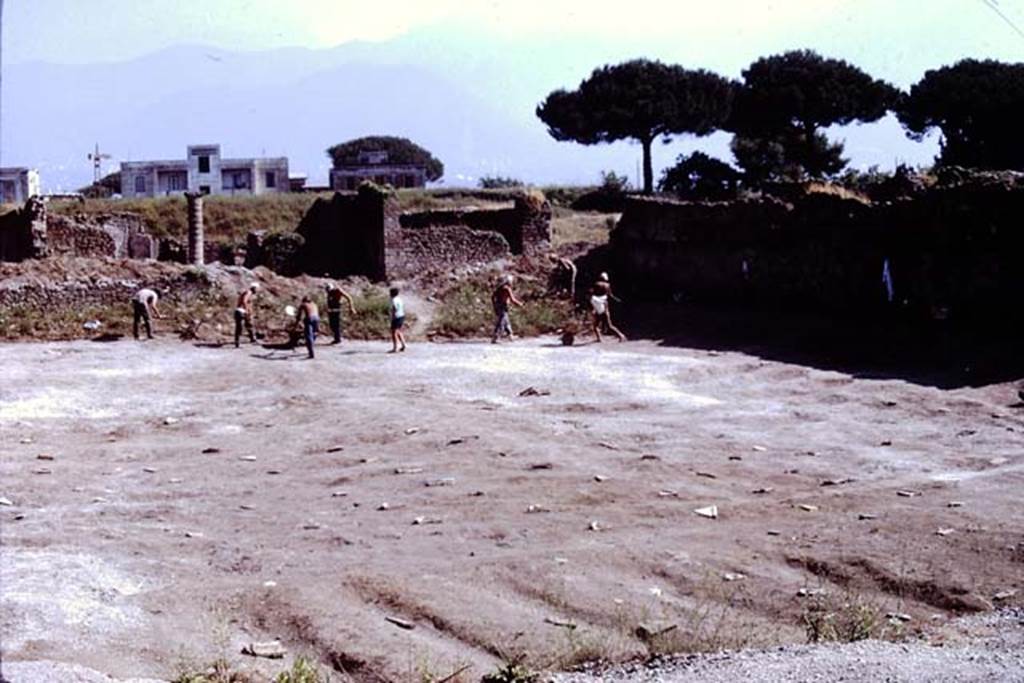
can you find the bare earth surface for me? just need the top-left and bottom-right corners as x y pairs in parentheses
(1, 336), (1022, 682)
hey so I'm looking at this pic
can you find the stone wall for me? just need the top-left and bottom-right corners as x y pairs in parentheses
(0, 200), (158, 262)
(0, 267), (208, 310)
(398, 194), (551, 256)
(386, 225), (510, 280)
(611, 179), (1024, 320)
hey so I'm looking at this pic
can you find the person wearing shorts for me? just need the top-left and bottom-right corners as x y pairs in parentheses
(591, 272), (626, 342)
(389, 287), (407, 353)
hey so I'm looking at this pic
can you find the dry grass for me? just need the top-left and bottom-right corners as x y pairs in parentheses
(550, 208), (618, 247)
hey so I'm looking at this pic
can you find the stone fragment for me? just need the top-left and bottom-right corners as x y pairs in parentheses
(728, 456), (743, 461)
(266, 469), (281, 475)
(412, 517), (442, 526)
(694, 505), (718, 519)
(797, 588), (825, 597)
(330, 491), (348, 498)
(529, 463), (553, 470)
(989, 457), (1009, 466)
(201, 447), (220, 454)
(394, 467), (424, 475)
(722, 572), (746, 582)
(184, 531), (204, 538)
(242, 640), (286, 659)
(385, 616), (415, 630)
(239, 505), (255, 510)
(993, 589), (1018, 601)
(947, 501), (965, 508)
(326, 445), (345, 453)
(752, 445), (767, 452)
(640, 454), (660, 461)
(695, 471), (717, 479)
(635, 622), (678, 641)
(378, 502), (390, 511)
(657, 490), (678, 498)
(19, 437), (33, 444)
(518, 387), (550, 397)
(880, 440), (892, 446)
(424, 478), (455, 487)
(597, 442), (619, 451)
(163, 417), (180, 425)
(766, 530), (781, 536)
(594, 475), (608, 482)
(798, 504), (819, 512)
(32, 468), (52, 475)
(752, 487), (773, 494)
(169, 478), (183, 484)
(143, 467), (157, 473)
(239, 456), (257, 462)
(36, 454), (54, 461)
(935, 528), (955, 536)
(404, 427), (420, 435)
(886, 612), (913, 622)
(544, 617), (577, 629)
(896, 490), (919, 497)
(587, 520), (603, 532)
(857, 513), (878, 521)
(0, 497), (13, 506)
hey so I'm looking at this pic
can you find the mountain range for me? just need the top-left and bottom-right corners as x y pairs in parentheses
(2, 25), (937, 192)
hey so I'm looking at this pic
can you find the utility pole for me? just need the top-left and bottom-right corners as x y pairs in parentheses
(88, 142), (111, 184)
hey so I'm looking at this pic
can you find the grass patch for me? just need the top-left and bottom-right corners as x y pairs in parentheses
(172, 656), (326, 683)
(429, 268), (576, 339)
(48, 193), (329, 242)
(800, 590), (902, 643)
(550, 207), (618, 247)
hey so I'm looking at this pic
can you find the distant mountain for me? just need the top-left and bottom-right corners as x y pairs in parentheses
(2, 26), (936, 192)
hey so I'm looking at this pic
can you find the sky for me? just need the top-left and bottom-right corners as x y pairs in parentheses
(3, 1), (1024, 188)
(6, 0), (1024, 78)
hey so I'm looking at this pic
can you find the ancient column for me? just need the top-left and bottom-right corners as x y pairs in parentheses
(185, 192), (204, 266)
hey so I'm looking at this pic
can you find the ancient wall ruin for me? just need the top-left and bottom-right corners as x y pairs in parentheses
(0, 199), (158, 262)
(279, 186), (552, 282)
(611, 178), (1024, 320)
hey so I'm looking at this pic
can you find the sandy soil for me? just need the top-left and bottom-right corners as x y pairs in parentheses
(1, 335), (1022, 682)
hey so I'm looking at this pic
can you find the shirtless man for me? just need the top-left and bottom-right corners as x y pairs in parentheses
(132, 287), (163, 340)
(547, 252), (578, 299)
(325, 282), (357, 344)
(491, 275), (524, 344)
(233, 283), (260, 347)
(294, 296), (320, 359)
(590, 272), (626, 342)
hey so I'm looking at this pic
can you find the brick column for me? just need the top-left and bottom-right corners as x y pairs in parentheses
(185, 192), (204, 266)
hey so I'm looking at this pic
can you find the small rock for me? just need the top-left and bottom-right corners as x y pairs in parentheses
(880, 440), (892, 446)
(640, 454), (660, 461)
(378, 502), (390, 511)
(597, 442), (619, 451)
(594, 475), (608, 482)
(695, 471), (717, 479)
(722, 572), (746, 582)
(36, 454), (55, 461)
(751, 487), (773, 494)
(694, 505), (718, 519)
(394, 467), (424, 475)
(858, 513), (879, 521)
(529, 463), (553, 470)
(766, 530), (781, 536)
(544, 617), (577, 629)
(83, 320), (102, 331)
(242, 640), (286, 659)
(820, 478), (854, 487)
(947, 501), (965, 508)
(752, 445), (767, 452)
(797, 504), (819, 512)
(385, 616), (415, 630)
(142, 467), (157, 473)
(412, 516), (442, 526)
(163, 417), (179, 425)
(587, 520), (603, 532)
(424, 478), (455, 487)
(526, 504), (551, 513)
(797, 588), (825, 597)
(935, 528), (955, 536)
(201, 447), (220, 454)
(168, 478), (183, 484)
(728, 455), (743, 461)
(554, 557), (569, 564)
(266, 469), (281, 475)
(886, 612), (913, 622)
(239, 456), (257, 462)
(19, 437), (33, 444)
(325, 445), (345, 453)
(184, 531), (204, 538)
(896, 490), (920, 498)
(263, 580), (277, 588)
(330, 491), (348, 498)
(989, 457), (1009, 466)
(0, 497), (14, 506)
(239, 505), (255, 510)
(404, 427), (420, 435)
(657, 489), (679, 498)
(301, 523), (321, 530)
(32, 468), (52, 475)
(518, 386), (550, 397)
(993, 589), (1018, 601)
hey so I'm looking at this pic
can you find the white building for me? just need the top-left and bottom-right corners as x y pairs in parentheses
(120, 144), (289, 198)
(0, 168), (41, 204)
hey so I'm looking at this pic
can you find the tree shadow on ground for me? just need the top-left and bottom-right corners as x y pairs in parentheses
(619, 302), (1024, 390)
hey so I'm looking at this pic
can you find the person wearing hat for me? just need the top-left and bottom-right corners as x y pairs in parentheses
(131, 287), (163, 340)
(491, 274), (524, 344)
(590, 272), (626, 342)
(233, 283), (260, 348)
(324, 282), (357, 345)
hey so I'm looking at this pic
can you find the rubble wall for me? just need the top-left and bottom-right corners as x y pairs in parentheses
(398, 194), (551, 256)
(611, 180), (1024, 319)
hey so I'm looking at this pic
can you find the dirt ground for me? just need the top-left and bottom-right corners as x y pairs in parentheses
(1, 333), (1022, 682)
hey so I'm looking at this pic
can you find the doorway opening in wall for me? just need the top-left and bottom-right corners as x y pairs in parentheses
(199, 186), (211, 195)
(198, 156), (211, 173)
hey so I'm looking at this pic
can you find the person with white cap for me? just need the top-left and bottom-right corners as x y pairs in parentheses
(324, 282), (357, 344)
(590, 272), (626, 342)
(233, 282), (260, 348)
(491, 274), (524, 343)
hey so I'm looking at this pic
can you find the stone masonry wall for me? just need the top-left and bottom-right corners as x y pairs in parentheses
(611, 179), (1024, 320)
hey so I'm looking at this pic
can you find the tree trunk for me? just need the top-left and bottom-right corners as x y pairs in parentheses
(641, 136), (654, 195)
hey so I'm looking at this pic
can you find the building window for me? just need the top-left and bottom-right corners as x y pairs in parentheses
(199, 185), (210, 195)
(198, 156), (210, 173)
(168, 173), (186, 191)
(232, 172), (248, 189)
(265, 171), (276, 188)
(135, 175), (146, 193)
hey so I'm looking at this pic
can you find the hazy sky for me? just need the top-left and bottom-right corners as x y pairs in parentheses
(6, 0), (1024, 84)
